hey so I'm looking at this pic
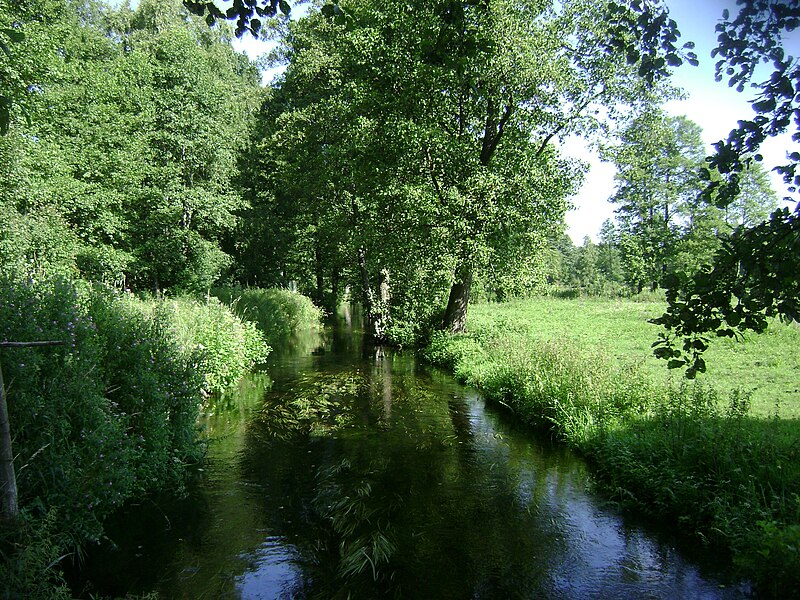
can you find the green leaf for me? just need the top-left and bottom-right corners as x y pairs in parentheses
(279, 0), (291, 16)
(753, 98), (776, 113)
(666, 54), (682, 67)
(668, 359), (686, 369)
(0, 28), (24, 43)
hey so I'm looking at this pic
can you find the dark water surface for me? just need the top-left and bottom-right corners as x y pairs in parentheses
(73, 310), (751, 599)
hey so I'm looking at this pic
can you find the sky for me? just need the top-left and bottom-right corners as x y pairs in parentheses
(225, 1), (800, 243)
(563, 0), (799, 243)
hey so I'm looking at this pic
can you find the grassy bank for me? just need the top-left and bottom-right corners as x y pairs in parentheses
(0, 275), (317, 599)
(423, 298), (800, 596)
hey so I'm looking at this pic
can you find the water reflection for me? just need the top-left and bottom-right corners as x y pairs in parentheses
(73, 309), (749, 599)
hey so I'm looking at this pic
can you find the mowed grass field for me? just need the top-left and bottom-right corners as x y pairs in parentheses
(465, 298), (800, 418)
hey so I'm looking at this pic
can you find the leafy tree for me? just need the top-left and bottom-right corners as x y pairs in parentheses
(573, 236), (599, 290)
(0, 0), (72, 134)
(723, 161), (780, 230)
(240, 0), (664, 338)
(8, 0), (262, 292)
(596, 218), (623, 284)
(633, 1), (800, 376)
(603, 110), (705, 291)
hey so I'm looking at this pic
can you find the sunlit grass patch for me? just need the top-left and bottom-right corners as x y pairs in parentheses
(465, 298), (799, 418)
(424, 297), (800, 595)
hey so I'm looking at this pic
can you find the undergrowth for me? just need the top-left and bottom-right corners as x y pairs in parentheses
(212, 286), (322, 346)
(0, 273), (272, 598)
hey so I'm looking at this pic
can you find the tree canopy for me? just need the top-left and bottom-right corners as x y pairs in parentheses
(1, 0), (263, 293)
(234, 0), (669, 340)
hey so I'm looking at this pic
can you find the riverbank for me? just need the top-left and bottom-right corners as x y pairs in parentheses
(423, 298), (800, 597)
(0, 274), (320, 599)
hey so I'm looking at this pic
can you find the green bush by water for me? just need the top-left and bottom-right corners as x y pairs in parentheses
(423, 298), (800, 596)
(159, 296), (270, 393)
(212, 286), (323, 345)
(0, 273), (271, 598)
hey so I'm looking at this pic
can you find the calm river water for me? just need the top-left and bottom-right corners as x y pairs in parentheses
(73, 309), (751, 599)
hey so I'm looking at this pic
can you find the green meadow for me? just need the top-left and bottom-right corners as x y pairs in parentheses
(464, 297), (800, 418)
(424, 297), (800, 595)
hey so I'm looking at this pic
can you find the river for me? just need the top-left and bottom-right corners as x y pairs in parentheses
(72, 308), (750, 599)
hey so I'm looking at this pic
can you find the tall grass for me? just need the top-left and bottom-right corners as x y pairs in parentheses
(0, 273), (271, 598)
(159, 296), (270, 393)
(424, 298), (800, 596)
(212, 287), (322, 345)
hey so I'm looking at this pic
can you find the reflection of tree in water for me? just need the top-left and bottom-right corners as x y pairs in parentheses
(239, 360), (567, 598)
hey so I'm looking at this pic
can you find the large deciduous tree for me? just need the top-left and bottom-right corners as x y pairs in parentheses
(602, 110), (705, 292)
(4, 0), (262, 292)
(241, 0), (667, 339)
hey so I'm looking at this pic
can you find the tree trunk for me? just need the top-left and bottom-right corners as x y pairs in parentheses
(442, 263), (472, 333)
(314, 242), (324, 307)
(372, 268), (391, 341)
(357, 248), (392, 342)
(0, 359), (19, 523)
(357, 246), (375, 318)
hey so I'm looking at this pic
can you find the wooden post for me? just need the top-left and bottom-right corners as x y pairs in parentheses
(0, 357), (18, 522)
(0, 341), (63, 523)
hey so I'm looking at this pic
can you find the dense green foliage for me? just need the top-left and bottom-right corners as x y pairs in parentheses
(0, 272), (271, 598)
(153, 296), (271, 393)
(424, 298), (800, 595)
(1, 0), (262, 293)
(238, 0), (668, 339)
(212, 286), (323, 344)
(1, 0), (798, 595)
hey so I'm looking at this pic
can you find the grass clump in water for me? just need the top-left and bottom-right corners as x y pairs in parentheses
(423, 298), (800, 597)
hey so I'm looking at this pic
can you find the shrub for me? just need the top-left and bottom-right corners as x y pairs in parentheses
(156, 296), (270, 393)
(0, 273), (272, 598)
(213, 287), (322, 345)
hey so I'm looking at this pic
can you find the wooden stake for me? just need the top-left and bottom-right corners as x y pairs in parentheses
(0, 341), (63, 523)
(0, 356), (18, 522)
